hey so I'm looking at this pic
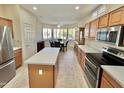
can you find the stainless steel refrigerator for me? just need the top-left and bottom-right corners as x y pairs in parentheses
(0, 25), (16, 88)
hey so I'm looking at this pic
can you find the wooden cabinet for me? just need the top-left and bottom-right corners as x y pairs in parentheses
(79, 49), (85, 69)
(0, 17), (14, 38)
(109, 7), (124, 26)
(100, 70), (122, 88)
(74, 44), (78, 56)
(37, 41), (45, 52)
(84, 23), (90, 38)
(75, 28), (85, 45)
(76, 46), (85, 69)
(28, 58), (59, 88)
(77, 47), (81, 63)
(99, 14), (109, 28)
(90, 19), (99, 38)
(28, 64), (54, 88)
(14, 48), (22, 69)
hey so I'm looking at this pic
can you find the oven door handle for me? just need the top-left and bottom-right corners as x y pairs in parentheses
(85, 57), (97, 69)
(85, 66), (96, 80)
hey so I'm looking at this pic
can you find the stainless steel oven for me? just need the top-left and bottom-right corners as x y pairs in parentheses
(84, 47), (124, 88)
(84, 56), (100, 88)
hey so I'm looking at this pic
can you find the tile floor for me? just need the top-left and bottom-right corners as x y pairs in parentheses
(4, 48), (88, 88)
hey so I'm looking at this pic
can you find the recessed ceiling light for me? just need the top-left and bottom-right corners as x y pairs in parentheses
(33, 6), (37, 10)
(57, 25), (60, 28)
(75, 6), (79, 10)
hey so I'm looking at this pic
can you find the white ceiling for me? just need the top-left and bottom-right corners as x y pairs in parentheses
(20, 4), (99, 25)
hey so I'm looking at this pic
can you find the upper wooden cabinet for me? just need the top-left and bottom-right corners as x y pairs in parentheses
(90, 19), (99, 38)
(109, 7), (124, 26)
(0, 17), (14, 38)
(84, 23), (90, 38)
(99, 14), (109, 28)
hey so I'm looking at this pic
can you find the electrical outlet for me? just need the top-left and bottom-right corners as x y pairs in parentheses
(38, 69), (43, 75)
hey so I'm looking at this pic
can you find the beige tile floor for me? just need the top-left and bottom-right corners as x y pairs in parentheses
(4, 48), (88, 88)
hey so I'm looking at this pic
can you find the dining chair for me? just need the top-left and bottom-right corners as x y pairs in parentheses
(63, 40), (69, 51)
(49, 40), (55, 47)
(54, 41), (61, 47)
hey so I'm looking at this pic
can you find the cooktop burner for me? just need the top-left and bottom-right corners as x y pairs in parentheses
(86, 53), (124, 67)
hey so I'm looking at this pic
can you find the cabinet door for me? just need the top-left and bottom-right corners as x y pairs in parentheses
(84, 23), (90, 38)
(90, 19), (99, 38)
(80, 51), (85, 69)
(100, 76), (113, 88)
(99, 14), (109, 28)
(100, 71), (122, 88)
(109, 7), (124, 26)
(78, 48), (81, 63)
(0, 17), (14, 38)
(14, 49), (22, 68)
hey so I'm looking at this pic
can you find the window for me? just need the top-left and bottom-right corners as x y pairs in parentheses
(60, 29), (63, 39)
(68, 28), (75, 40)
(53, 29), (57, 39)
(63, 29), (67, 39)
(57, 29), (60, 38)
(43, 28), (47, 39)
(53, 28), (67, 39)
(43, 28), (52, 39)
(43, 27), (75, 40)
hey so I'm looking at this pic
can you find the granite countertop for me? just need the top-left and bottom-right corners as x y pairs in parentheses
(78, 45), (101, 53)
(13, 47), (22, 51)
(101, 65), (124, 87)
(25, 47), (60, 65)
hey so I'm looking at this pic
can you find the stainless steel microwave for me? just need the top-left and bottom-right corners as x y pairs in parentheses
(107, 26), (124, 46)
(96, 26), (124, 46)
(96, 28), (108, 41)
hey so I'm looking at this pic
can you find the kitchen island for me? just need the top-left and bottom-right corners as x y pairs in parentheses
(26, 47), (60, 88)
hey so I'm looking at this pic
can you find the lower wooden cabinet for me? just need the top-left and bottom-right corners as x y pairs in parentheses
(79, 49), (85, 69)
(75, 46), (85, 70)
(14, 48), (22, 69)
(100, 70), (122, 88)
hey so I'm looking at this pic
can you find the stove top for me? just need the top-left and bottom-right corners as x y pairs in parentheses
(86, 53), (124, 67)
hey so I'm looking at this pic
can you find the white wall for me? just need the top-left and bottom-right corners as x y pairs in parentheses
(19, 6), (42, 61)
(0, 5), (4, 17)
